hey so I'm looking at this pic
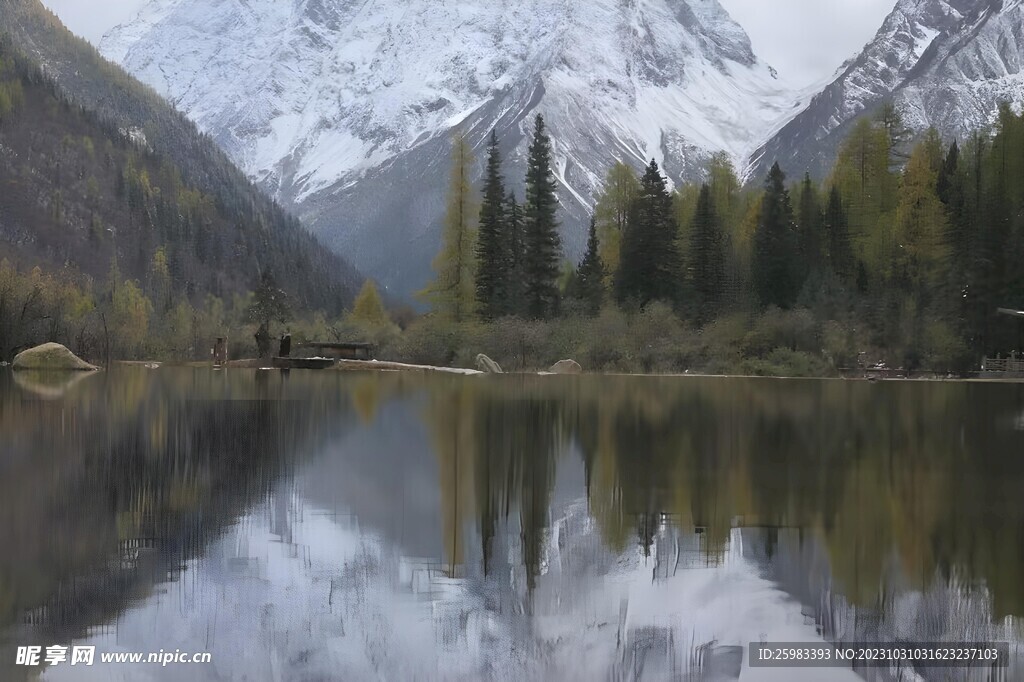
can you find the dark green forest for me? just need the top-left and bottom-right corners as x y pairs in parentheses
(418, 104), (1024, 375)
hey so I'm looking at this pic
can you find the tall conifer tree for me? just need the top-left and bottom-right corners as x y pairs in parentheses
(616, 159), (679, 307)
(688, 183), (726, 323)
(421, 132), (477, 322)
(796, 172), (823, 283)
(823, 186), (854, 283)
(892, 133), (950, 298)
(829, 117), (898, 268)
(475, 130), (508, 319)
(573, 216), (605, 316)
(522, 115), (561, 319)
(504, 191), (524, 316)
(752, 162), (798, 308)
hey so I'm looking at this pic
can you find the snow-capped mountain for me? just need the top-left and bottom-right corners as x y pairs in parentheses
(749, 0), (1024, 182)
(100, 0), (809, 297)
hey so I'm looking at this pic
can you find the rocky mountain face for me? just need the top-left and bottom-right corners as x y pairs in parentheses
(749, 0), (1024, 181)
(100, 0), (809, 298)
(100, 0), (1024, 298)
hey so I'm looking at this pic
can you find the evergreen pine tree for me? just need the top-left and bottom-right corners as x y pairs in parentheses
(935, 140), (971, 333)
(752, 162), (798, 308)
(573, 216), (605, 316)
(475, 130), (508, 319)
(961, 132), (995, 354)
(936, 139), (960, 206)
(616, 159), (679, 307)
(823, 186), (854, 283)
(937, 140), (968, 277)
(687, 183), (726, 324)
(965, 109), (1021, 355)
(504, 191), (525, 316)
(522, 115), (561, 319)
(796, 172), (823, 283)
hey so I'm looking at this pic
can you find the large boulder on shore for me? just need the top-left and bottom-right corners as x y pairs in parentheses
(549, 359), (582, 374)
(476, 354), (503, 374)
(12, 343), (99, 371)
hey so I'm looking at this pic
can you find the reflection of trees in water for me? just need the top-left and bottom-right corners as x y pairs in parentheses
(585, 378), (1024, 621)
(422, 376), (1024, 624)
(425, 378), (564, 591)
(7, 369), (1023, 673)
(0, 368), (355, 645)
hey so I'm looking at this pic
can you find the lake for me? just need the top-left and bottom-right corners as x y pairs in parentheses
(1, 368), (1022, 680)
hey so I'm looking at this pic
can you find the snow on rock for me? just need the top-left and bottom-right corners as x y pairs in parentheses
(99, 0), (1024, 298)
(749, 0), (1024, 182)
(100, 0), (810, 298)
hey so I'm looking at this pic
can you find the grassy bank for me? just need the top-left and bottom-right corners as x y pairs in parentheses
(347, 302), (960, 378)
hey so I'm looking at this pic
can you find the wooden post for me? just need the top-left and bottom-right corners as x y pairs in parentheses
(213, 337), (227, 366)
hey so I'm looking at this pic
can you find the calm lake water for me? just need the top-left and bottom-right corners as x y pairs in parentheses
(1, 367), (1023, 681)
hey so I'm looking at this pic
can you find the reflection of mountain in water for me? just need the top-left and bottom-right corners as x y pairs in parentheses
(739, 527), (1014, 681)
(418, 376), (1024, 678)
(299, 397), (446, 560)
(4, 371), (1024, 680)
(0, 368), (357, 677)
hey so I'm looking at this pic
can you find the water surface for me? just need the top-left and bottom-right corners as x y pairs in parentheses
(1, 368), (1022, 680)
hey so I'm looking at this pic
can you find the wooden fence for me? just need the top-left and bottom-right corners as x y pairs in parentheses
(981, 356), (1024, 372)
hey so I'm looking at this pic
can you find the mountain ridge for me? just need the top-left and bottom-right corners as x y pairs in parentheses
(100, 0), (812, 297)
(749, 0), (1024, 181)
(98, 0), (1024, 299)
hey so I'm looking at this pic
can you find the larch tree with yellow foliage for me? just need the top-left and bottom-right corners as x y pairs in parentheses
(594, 161), (639, 290)
(891, 129), (950, 298)
(350, 279), (388, 326)
(421, 132), (478, 323)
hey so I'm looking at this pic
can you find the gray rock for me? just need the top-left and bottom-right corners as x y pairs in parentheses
(12, 343), (99, 371)
(475, 354), (503, 374)
(549, 359), (582, 374)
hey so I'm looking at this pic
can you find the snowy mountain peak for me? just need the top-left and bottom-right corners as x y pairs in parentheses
(749, 0), (1024, 182)
(101, 0), (808, 296)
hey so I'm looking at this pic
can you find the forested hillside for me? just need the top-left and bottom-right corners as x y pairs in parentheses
(0, 2), (363, 361)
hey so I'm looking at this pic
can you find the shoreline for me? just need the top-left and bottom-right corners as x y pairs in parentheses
(72, 360), (1024, 383)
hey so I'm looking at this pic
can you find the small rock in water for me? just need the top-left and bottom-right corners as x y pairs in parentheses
(475, 354), (503, 374)
(549, 359), (582, 374)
